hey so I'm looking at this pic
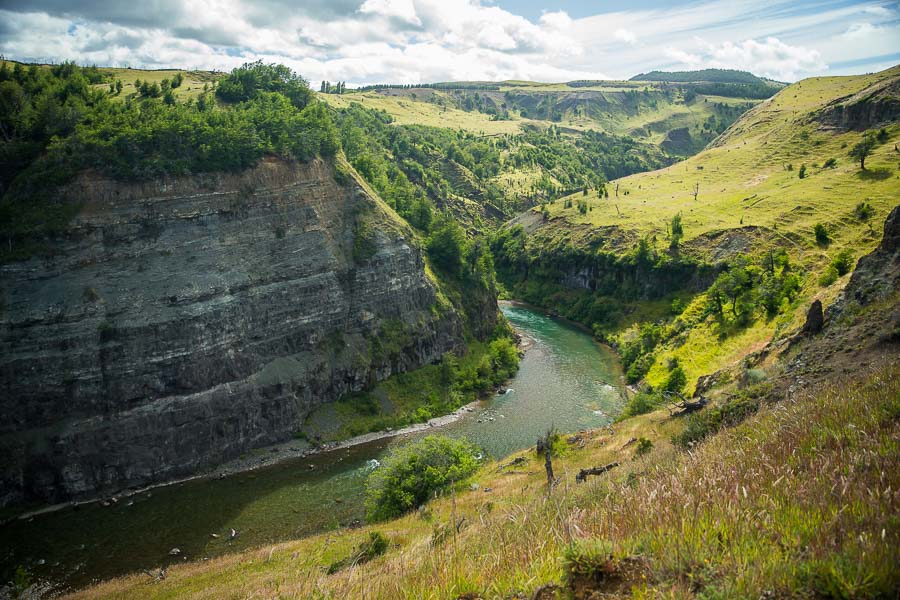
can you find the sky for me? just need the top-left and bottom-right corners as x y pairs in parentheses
(0, 0), (898, 85)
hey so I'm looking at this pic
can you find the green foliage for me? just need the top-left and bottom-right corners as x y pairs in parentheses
(853, 201), (875, 221)
(849, 131), (877, 170)
(814, 223), (830, 246)
(831, 249), (854, 277)
(327, 531), (389, 574)
(819, 265), (839, 287)
(669, 212), (684, 249)
(353, 220), (379, 264)
(535, 427), (570, 458)
(12, 565), (31, 597)
(672, 395), (761, 448)
(365, 436), (481, 521)
(426, 214), (466, 273)
(562, 540), (618, 591)
(798, 164), (807, 179)
(634, 437), (653, 457)
(620, 390), (662, 418)
(822, 157), (837, 169)
(706, 251), (800, 324)
(0, 61), (339, 251)
(216, 60), (313, 109)
(664, 363), (687, 393)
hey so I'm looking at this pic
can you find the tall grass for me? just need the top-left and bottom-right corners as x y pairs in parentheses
(75, 365), (898, 599)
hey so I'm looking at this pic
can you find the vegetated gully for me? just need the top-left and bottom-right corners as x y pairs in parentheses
(1, 303), (626, 592)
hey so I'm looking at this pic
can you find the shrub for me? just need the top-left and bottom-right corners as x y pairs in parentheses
(822, 157), (837, 169)
(634, 437), (653, 457)
(672, 396), (759, 448)
(813, 223), (830, 246)
(853, 201), (875, 221)
(831, 249), (854, 276)
(798, 164), (807, 179)
(365, 436), (480, 521)
(327, 531), (389, 574)
(663, 364), (687, 393)
(562, 541), (619, 591)
(619, 390), (661, 418)
(819, 265), (839, 287)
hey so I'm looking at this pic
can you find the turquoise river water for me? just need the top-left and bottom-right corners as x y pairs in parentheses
(0, 303), (624, 593)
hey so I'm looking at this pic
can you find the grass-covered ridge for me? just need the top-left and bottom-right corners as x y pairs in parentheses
(492, 65), (900, 398)
(71, 363), (899, 599)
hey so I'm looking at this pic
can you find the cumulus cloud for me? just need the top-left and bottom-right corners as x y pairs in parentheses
(0, 0), (895, 84)
(614, 28), (637, 45)
(665, 37), (826, 81)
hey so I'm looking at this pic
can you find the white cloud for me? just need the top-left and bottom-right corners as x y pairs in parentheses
(0, 0), (896, 85)
(664, 37), (826, 81)
(358, 0), (421, 26)
(614, 28), (637, 45)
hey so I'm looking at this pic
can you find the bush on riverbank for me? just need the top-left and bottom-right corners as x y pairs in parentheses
(365, 435), (481, 521)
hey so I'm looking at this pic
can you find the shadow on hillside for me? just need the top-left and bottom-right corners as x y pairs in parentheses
(855, 167), (893, 181)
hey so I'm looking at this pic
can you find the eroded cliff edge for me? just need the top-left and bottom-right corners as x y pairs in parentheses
(0, 157), (471, 507)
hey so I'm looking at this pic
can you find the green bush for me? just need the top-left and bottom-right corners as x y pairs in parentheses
(672, 396), (759, 448)
(831, 249), (854, 276)
(663, 364), (687, 393)
(619, 390), (662, 418)
(819, 265), (839, 287)
(634, 437), (653, 457)
(365, 436), (481, 521)
(562, 541), (618, 591)
(327, 531), (389, 574)
(814, 223), (830, 246)
(853, 201), (875, 221)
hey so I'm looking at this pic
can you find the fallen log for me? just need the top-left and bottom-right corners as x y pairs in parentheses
(575, 462), (619, 483)
(663, 391), (709, 416)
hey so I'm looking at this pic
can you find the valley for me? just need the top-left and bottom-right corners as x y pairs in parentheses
(0, 52), (897, 600)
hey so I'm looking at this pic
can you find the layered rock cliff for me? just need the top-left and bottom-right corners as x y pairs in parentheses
(0, 157), (467, 507)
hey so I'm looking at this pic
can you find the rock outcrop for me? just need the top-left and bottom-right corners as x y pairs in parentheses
(827, 205), (900, 322)
(0, 157), (468, 507)
(813, 72), (900, 131)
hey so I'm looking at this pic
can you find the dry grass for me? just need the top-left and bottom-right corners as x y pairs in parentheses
(72, 364), (899, 599)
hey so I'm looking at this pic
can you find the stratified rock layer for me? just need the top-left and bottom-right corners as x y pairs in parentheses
(0, 157), (464, 506)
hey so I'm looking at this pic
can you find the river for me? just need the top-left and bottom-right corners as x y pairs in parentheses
(0, 303), (624, 593)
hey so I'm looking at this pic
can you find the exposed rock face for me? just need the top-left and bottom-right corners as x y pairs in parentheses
(813, 74), (900, 131)
(0, 157), (466, 507)
(827, 205), (900, 321)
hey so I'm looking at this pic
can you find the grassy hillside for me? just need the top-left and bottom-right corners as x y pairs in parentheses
(493, 65), (899, 397)
(322, 79), (765, 154)
(70, 361), (899, 600)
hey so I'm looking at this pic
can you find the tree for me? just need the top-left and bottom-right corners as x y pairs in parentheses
(171, 73), (183, 88)
(115, 79), (123, 95)
(849, 132), (876, 170)
(426, 214), (467, 273)
(216, 60), (313, 109)
(320, 80), (326, 93)
(664, 363), (687, 393)
(364, 435), (480, 521)
(670, 212), (683, 249)
(798, 164), (807, 179)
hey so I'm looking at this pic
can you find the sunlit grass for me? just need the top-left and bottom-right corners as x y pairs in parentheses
(73, 364), (899, 599)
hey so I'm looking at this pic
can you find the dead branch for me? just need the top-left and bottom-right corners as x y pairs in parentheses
(575, 462), (619, 483)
